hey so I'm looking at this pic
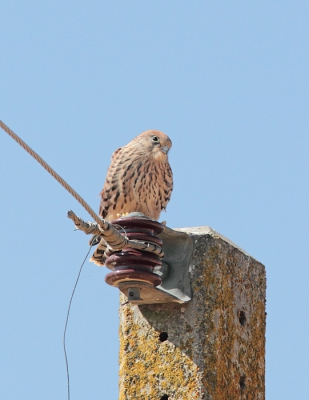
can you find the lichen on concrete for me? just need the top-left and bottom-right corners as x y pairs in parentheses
(119, 227), (266, 400)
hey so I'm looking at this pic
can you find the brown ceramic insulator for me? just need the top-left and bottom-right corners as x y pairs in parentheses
(111, 216), (164, 235)
(125, 232), (163, 246)
(105, 269), (162, 287)
(105, 251), (162, 271)
(105, 215), (164, 289)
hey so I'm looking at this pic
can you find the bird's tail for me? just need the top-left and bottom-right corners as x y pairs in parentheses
(89, 235), (108, 266)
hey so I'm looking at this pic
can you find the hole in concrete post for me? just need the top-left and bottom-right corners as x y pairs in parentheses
(160, 395), (169, 400)
(239, 375), (246, 390)
(238, 310), (246, 326)
(159, 332), (168, 342)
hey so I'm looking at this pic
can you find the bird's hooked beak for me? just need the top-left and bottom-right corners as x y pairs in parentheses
(161, 145), (169, 154)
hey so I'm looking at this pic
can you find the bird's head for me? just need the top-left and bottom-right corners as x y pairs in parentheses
(136, 130), (172, 160)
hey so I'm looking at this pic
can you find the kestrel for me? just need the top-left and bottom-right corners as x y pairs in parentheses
(90, 129), (173, 265)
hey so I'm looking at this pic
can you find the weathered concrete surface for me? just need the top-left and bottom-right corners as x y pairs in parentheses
(119, 227), (266, 400)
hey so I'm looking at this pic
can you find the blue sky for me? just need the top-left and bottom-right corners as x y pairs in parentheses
(1, 1), (309, 399)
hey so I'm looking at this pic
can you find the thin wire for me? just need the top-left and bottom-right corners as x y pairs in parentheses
(112, 224), (129, 240)
(63, 246), (92, 400)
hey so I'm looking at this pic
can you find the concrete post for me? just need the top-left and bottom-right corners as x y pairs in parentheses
(118, 227), (266, 400)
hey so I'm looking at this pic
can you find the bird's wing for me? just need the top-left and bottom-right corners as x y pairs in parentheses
(98, 146), (124, 219)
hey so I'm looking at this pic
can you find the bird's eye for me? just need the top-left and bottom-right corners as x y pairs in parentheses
(152, 136), (160, 143)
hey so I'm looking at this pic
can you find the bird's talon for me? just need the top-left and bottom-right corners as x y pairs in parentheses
(117, 212), (130, 218)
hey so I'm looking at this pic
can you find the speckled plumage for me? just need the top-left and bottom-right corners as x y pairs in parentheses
(90, 130), (173, 265)
(98, 130), (173, 221)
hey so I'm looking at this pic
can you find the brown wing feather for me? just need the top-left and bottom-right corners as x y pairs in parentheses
(99, 146), (124, 219)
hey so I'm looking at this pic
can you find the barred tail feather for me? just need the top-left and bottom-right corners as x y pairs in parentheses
(89, 238), (108, 266)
